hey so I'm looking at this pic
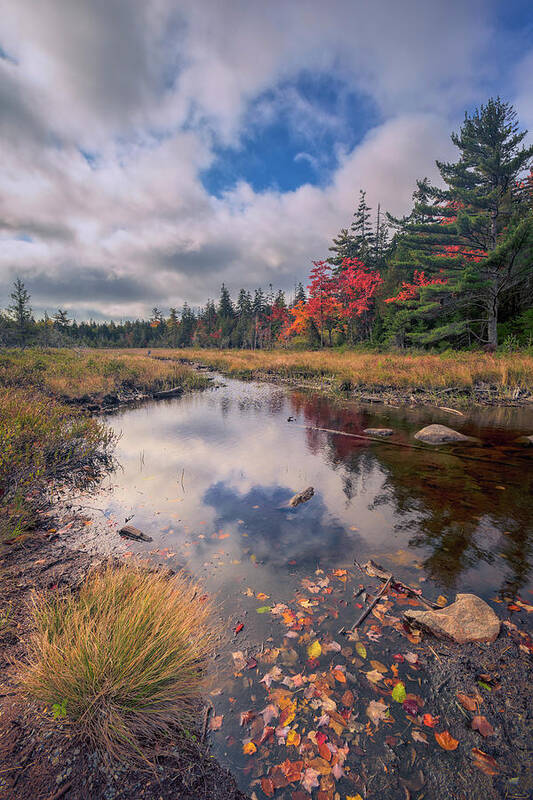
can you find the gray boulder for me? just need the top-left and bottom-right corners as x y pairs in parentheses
(414, 423), (474, 445)
(363, 428), (394, 437)
(404, 593), (500, 644)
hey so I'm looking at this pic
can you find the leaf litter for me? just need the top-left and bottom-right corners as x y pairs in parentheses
(207, 563), (513, 799)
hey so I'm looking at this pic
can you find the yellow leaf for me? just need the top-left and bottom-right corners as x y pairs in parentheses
(243, 741), (257, 755)
(347, 795), (363, 800)
(286, 729), (301, 747)
(307, 640), (322, 659)
(355, 642), (367, 659)
(436, 595), (448, 607)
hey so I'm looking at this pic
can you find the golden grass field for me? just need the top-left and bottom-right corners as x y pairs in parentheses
(154, 348), (533, 395)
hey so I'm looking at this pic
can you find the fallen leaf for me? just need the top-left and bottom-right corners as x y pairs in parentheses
(286, 729), (301, 748)
(471, 715), (494, 737)
(332, 669), (346, 683)
(355, 642), (367, 659)
(280, 759), (303, 783)
(435, 730), (459, 751)
(392, 682), (406, 703)
(243, 741), (257, 755)
(307, 640), (322, 659)
(301, 767), (320, 792)
(232, 651), (246, 671)
(260, 777), (274, 797)
(256, 606), (271, 614)
(341, 690), (354, 706)
(436, 595), (448, 607)
(471, 747), (499, 775)
(256, 592), (270, 600)
(456, 692), (478, 712)
(366, 699), (389, 725)
(234, 622), (244, 634)
(412, 729), (428, 744)
(423, 713), (439, 728)
(366, 669), (384, 684)
(370, 660), (388, 673)
(208, 715), (223, 731)
(346, 796), (363, 800)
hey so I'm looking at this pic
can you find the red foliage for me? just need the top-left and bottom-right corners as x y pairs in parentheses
(385, 270), (448, 304)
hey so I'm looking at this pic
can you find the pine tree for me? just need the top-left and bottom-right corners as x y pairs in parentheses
(328, 227), (358, 268)
(252, 288), (265, 316)
(218, 284), (234, 319)
(236, 288), (252, 318)
(293, 282), (306, 306)
(53, 308), (71, 331)
(387, 99), (533, 347)
(167, 307), (179, 347)
(351, 190), (375, 264)
(8, 277), (33, 346)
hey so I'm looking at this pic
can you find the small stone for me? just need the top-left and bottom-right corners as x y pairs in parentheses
(363, 428), (394, 437)
(404, 593), (500, 644)
(289, 487), (314, 507)
(414, 424), (474, 445)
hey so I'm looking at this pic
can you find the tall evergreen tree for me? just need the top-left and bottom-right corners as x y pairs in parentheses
(218, 284), (234, 319)
(293, 282), (306, 306)
(351, 190), (375, 264)
(328, 227), (358, 268)
(8, 277), (33, 346)
(387, 99), (533, 347)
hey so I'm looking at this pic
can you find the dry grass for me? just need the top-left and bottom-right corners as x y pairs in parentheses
(0, 348), (208, 401)
(22, 565), (216, 762)
(158, 348), (533, 395)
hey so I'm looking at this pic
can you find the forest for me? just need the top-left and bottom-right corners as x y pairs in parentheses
(2, 98), (532, 352)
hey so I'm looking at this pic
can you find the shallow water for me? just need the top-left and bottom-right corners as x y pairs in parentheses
(76, 376), (533, 796)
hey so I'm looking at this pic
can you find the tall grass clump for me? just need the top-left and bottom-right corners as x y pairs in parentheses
(0, 389), (115, 543)
(23, 565), (217, 762)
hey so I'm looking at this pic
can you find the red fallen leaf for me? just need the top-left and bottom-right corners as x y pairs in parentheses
(471, 715), (495, 737)
(393, 653), (405, 662)
(261, 777), (275, 797)
(435, 730), (459, 751)
(318, 742), (332, 762)
(456, 692), (478, 712)
(471, 747), (499, 775)
(403, 698), (419, 716)
(246, 657), (258, 669)
(316, 731), (327, 746)
(423, 713), (439, 727)
(234, 622), (244, 633)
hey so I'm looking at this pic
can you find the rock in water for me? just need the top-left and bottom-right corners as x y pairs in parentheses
(119, 525), (153, 543)
(414, 424), (474, 445)
(363, 428), (394, 437)
(289, 487), (314, 507)
(404, 593), (500, 644)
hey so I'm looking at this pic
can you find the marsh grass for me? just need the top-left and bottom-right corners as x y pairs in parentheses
(0, 388), (115, 543)
(22, 565), (216, 762)
(161, 348), (533, 396)
(0, 348), (208, 401)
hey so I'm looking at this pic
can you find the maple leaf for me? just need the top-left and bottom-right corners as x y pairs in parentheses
(242, 741), (257, 755)
(286, 729), (301, 748)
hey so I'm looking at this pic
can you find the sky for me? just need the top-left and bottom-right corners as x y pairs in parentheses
(1, 0), (533, 321)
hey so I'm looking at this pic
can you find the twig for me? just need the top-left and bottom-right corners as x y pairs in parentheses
(201, 699), (214, 743)
(45, 781), (73, 800)
(351, 575), (392, 630)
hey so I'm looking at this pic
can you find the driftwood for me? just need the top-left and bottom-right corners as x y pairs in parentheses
(289, 487), (314, 507)
(351, 575), (392, 629)
(118, 525), (153, 543)
(355, 559), (438, 609)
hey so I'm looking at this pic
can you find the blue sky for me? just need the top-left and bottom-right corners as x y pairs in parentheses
(1, 0), (532, 319)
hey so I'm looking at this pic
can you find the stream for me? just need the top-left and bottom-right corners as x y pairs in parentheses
(74, 374), (533, 798)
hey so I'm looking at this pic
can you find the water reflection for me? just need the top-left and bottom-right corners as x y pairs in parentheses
(84, 377), (533, 603)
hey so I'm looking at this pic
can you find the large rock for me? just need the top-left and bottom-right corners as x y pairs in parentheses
(414, 424), (474, 445)
(404, 593), (500, 644)
(363, 428), (394, 437)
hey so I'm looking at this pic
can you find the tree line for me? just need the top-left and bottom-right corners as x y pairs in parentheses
(2, 98), (532, 351)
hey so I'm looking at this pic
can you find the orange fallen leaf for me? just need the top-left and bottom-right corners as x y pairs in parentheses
(471, 715), (494, 737)
(435, 730), (459, 751)
(261, 777), (275, 797)
(242, 741), (256, 755)
(456, 691), (479, 712)
(423, 713), (439, 727)
(471, 747), (499, 775)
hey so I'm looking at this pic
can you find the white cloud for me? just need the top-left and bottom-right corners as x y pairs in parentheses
(0, 0), (525, 317)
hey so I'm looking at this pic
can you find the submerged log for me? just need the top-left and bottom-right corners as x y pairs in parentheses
(118, 525), (153, 542)
(289, 487), (314, 507)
